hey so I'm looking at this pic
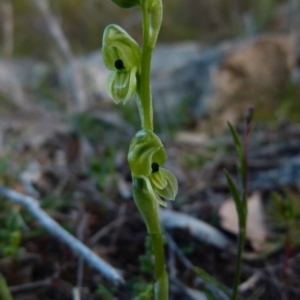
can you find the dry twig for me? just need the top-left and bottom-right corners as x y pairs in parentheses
(9, 277), (54, 294)
(0, 185), (124, 286)
(0, 1), (27, 109)
(160, 210), (231, 249)
(31, 0), (87, 112)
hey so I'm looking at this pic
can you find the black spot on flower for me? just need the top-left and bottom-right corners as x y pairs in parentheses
(115, 59), (125, 70)
(151, 162), (159, 173)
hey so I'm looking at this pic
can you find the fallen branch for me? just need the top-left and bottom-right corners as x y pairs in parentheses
(166, 232), (230, 300)
(31, 0), (86, 113)
(160, 210), (232, 249)
(9, 277), (53, 294)
(0, 185), (124, 286)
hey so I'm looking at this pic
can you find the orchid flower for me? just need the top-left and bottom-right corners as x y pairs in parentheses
(128, 130), (178, 207)
(102, 24), (141, 104)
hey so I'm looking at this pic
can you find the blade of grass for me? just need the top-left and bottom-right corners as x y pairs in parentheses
(227, 122), (246, 177)
(227, 123), (242, 153)
(246, 286), (265, 300)
(224, 170), (245, 224)
(0, 274), (13, 300)
(193, 267), (230, 299)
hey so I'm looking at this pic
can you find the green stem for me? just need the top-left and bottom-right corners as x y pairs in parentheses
(132, 178), (168, 300)
(232, 220), (246, 300)
(133, 1), (166, 298)
(139, 0), (154, 131)
(151, 233), (168, 300)
(232, 120), (251, 300)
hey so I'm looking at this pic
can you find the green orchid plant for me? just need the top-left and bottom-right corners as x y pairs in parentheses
(102, 0), (177, 299)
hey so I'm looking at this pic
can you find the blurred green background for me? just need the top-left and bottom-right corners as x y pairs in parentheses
(5, 0), (288, 59)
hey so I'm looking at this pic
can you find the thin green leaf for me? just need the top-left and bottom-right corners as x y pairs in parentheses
(224, 170), (245, 225)
(246, 286), (265, 300)
(227, 122), (241, 150)
(132, 284), (153, 300)
(239, 159), (247, 185)
(227, 122), (244, 163)
(0, 274), (13, 300)
(204, 288), (220, 300)
(193, 267), (230, 299)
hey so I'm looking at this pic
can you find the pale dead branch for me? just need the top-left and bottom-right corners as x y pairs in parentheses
(166, 232), (230, 300)
(9, 277), (54, 294)
(160, 210), (232, 249)
(31, 0), (87, 113)
(0, 185), (124, 286)
(170, 277), (207, 300)
(238, 272), (261, 293)
(0, 2), (27, 109)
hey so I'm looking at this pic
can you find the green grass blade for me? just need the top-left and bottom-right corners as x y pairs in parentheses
(246, 286), (264, 300)
(133, 284), (153, 300)
(227, 122), (241, 150)
(0, 274), (13, 300)
(193, 267), (230, 299)
(227, 122), (244, 163)
(224, 170), (245, 224)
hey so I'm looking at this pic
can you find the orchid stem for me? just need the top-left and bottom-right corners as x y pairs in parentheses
(138, 0), (154, 131)
(138, 1), (168, 298)
(132, 178), (168, 299)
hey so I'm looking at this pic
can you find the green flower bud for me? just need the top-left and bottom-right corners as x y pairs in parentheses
(102, 24), (141, 104)
(111, 0), (140, 8)
(146, 0), (163, 48)
(128, 130), (178, 206)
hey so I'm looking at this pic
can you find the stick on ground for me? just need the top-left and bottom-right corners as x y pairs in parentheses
(0, 185), (124, 286)
(31, 0), (87, 113)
